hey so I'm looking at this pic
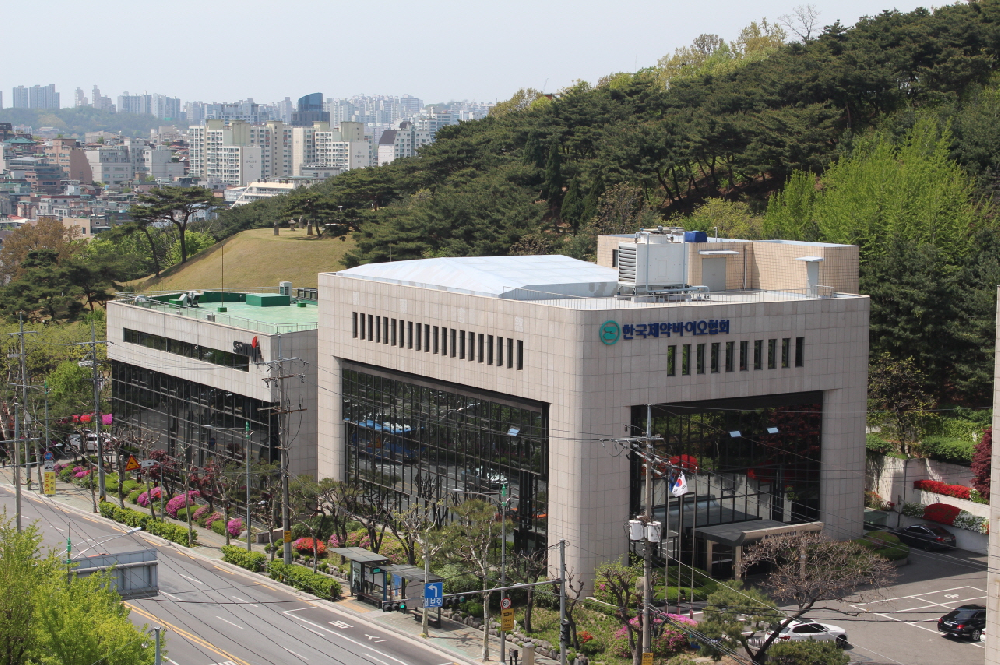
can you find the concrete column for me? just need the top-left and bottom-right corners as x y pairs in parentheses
(984, 287), (1000, 665)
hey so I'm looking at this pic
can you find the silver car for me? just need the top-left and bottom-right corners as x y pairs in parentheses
(766, 620), (848, 648)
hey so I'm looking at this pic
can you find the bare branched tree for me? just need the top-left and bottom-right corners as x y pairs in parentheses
(779, 4), (821, 42)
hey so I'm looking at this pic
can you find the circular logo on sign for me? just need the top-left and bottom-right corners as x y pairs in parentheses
(599, 320), (620, 345)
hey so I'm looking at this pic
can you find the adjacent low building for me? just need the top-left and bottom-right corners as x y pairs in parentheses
(108, 286), (319, 478)
(316, 229), (869, 586)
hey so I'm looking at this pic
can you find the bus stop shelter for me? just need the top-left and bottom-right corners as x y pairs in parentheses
(329, 547), (389, 605)
(385, 564), (445, 627)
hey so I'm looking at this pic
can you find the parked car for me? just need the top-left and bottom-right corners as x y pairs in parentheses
(765, 620), (848, 647)
(938, 605), (986, 641)
(893, 524), (957, 550)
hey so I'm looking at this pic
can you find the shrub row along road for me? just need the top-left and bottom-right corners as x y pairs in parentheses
(0, 485), (459, 665)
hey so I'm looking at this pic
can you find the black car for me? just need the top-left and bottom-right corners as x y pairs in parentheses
(893, 524), (957, 550)
(938, 605), (986, 641)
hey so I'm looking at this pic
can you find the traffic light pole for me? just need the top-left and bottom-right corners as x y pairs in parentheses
(559, 538), (567, 665)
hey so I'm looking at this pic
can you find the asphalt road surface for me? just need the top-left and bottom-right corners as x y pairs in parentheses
(0, 485), (463, 665)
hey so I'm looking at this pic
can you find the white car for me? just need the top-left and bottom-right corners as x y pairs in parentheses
(765, 620), (848, 647)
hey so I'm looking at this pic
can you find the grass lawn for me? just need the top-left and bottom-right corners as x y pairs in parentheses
(134, 228), (355, 292)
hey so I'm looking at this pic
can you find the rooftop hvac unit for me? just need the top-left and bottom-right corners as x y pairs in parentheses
(618, 228), (688, 293)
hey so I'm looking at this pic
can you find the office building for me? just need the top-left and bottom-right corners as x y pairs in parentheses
(292, 93), (330, 127)
(316, 231), (867, 587)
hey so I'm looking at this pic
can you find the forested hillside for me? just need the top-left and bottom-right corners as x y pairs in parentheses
(213, 0), (1000, 405)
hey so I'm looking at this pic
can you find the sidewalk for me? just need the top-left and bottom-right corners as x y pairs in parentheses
(0, 465), (564, 665)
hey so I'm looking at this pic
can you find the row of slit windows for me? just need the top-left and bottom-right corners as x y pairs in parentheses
(667, 337), (805, 376)
(351, 312), (524, 370)
(122, 328), (250, 372)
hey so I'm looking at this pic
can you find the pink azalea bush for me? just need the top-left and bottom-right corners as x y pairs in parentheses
(192, 505), (210, 522)
(328, 534), (341, 548)
(73, 466), (90, 479)
(137, 486), (163, 507)
(165, 490), (200, 518)
(204, 512), (224, 528)
(227, 518), (243, 537)
(610, 614), (696, 658)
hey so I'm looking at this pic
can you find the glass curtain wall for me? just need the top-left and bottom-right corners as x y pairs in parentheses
(343, 365), (549, 552)
(111, 361), (279, 468)
(629, 392), (823, 569)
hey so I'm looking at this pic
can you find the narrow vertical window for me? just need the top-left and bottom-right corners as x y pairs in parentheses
(696, 344), (706, 374)
(497, 337), (504, 367)
(433, 326), (439, 354)
(451, 329), (457, 358)
(383, 317), (389, 344)
(667, 345), (676, 376)
(781, 337), (790, 368)
(795, 337), (805, 367)
(460, 330), (466, 359)
(415, 323), (422, 351)
(753, 340), (763, 370)
(469, 332), (475, 362)
(391, 319), (397, 346)
(478, 334), (485, 363)
(725, 341), (734, 372)
(611, 249), (619, 267)
(399, 319), (405, 347)
(407, 321), (413, 349)
(710, 342), (720, 373)
(516, 340), (523, 370)
(352, 312), (358, 338)
(682, 344), (691, 376)
(767, 339), (777, 369)
(487, 335), (494, 365)
(739, 340), (748, 371)
(507, 338), (514, 368)
(367, 314), (374, 341)
(424, 324), (430, 352)
(441, 327), (448, 356)
(375, 316), (381, 343)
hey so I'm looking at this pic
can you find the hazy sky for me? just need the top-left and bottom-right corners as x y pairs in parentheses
(5, 0), (929, 108)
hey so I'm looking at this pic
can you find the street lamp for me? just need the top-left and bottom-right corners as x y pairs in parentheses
(449, 486), (512, 662)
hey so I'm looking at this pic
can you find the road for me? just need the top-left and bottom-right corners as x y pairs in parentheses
(0, 484), (463, 665)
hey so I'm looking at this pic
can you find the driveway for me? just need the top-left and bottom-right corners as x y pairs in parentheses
(808, 545), (987, 665)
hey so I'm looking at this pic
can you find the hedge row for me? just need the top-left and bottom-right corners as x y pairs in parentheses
(269, 561), (341, 600)
(913, 479), (971, 500)
(221, 545), (268, 573)
(98, 502), (197, 547)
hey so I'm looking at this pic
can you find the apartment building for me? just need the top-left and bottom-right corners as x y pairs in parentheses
(12, 84), (59, 110)
(44, 138), (93, 182)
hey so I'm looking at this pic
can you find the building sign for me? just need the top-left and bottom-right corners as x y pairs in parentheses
(622, 320), (729, 340)
(599, 320), (620, 345)
(232, 336), (262, 362)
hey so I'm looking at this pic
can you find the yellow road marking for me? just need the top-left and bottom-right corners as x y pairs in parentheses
(126, 602), (254, 665)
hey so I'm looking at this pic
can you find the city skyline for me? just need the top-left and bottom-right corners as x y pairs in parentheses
(2, 0), (927, 108)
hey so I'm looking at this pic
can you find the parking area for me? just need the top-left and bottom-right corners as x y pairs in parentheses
(806, 546), (987, 665)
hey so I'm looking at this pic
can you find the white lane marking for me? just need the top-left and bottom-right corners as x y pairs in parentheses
(282, 646), (309, 661)
(215, 616), (243, 630)
(162, 592), (181, 601)
(231, 596), (259, 607)
(179, 573), (204, 585)
(330, 620), (352, 629)
(281, 611), (408, 665)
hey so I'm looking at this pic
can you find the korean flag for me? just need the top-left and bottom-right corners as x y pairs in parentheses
(670, 471), (688, 497)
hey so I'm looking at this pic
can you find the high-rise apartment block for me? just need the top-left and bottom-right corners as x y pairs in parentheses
(91, 86), (116, 113)
(74, 88), (89, 108)
(151, 94), (181, 121)
(118, 92), (152, 115)
(376, 121), (433, 165)
(188, 120), (369, 185)
(12, 84), (59, 109)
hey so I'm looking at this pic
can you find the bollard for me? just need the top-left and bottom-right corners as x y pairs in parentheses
(522, 643), (534, 665)
(273, 221), (279, 235)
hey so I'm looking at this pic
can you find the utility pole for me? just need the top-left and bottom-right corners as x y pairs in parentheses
(13, 403), (21, 532)
(559, 539), (567, 665)
(70, 325), (108, 502)
(259, 336), (306, 566)
(9, 315), (37, 491)
(246, 421), (253, 552)
(602, 423), (663, 665)
(500, 484), (509, 665)
(154, 627), (162, 665)
(642, 404), (653, 663)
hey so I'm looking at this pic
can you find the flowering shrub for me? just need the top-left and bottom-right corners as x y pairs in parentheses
(294, 538), (326, 556)
(610, 615), (696, 658)
(578, 631), (594, 644)
(192, 505), (210, 522)
(204, 512), (224, 529)
(137, 491), (149, 507)
(328, 534), (341, 548)
(865, 490), (893, 511)
(345, 529), (371, 550)
(923, 502), (961, 525)
(227, 518), (243, 537)
(165, 491), (200, 518)
(901, 502), (924, 517)
(914, 480), (971, 500)
(73, 466), (90, 479)
(953, 510), (989, 535)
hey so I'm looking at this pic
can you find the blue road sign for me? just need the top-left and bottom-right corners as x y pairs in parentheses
(43, 452), (53, 461)
(423, 582), (443, 608)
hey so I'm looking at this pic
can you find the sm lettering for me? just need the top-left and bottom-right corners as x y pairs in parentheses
(233, 337), (262, 362)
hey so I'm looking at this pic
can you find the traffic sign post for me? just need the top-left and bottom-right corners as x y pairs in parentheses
(423, 582), (443, 608)
(501, 608), (515, 632)
(125, 455), (140, 472)
(501, 597), (512, 610)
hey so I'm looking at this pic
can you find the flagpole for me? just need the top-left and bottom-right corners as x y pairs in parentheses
(676, 475), (685, 614)
(664, 471), (671, 607)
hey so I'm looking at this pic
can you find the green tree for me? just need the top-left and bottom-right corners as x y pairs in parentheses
(165, 230), (215, 265)
(130, 186), (215, 264)
(868, 352), (934, 455)
(0, 249), (84, 322)
(0, 512), (50, 664)
(697, 581), (784, 664)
